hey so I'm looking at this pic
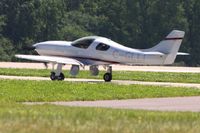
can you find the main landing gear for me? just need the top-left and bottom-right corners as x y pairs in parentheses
(49, 63), (112, 82)
(103, 66), (112, 82)
(50, 63), (65, 81)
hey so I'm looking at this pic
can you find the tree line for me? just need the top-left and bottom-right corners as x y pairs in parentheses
(0, 0), (200, 66)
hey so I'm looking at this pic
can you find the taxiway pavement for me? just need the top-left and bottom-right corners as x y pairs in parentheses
(1, 62), (200, 73)
(24, 96), (200, 112)
(0, 75), (200, 88)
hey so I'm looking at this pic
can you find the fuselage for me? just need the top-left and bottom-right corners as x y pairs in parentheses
(33, 36), (167, 65)
(15, 30), (185, 82)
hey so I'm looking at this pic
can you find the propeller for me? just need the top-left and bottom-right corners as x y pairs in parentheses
(22, 45), (36, 51)
(21, 45), (48, 69)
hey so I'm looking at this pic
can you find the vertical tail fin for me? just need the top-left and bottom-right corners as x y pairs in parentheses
(145, 30), (185, 64)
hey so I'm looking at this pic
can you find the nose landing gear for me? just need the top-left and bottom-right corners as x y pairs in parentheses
(50, 63), (65, 81)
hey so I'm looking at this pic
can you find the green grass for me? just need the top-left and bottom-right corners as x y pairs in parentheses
(1, 68), (200, 83)
(0, 104), (200, 133)
(0, 79), (200, 132)
(1, 79), (200, 102)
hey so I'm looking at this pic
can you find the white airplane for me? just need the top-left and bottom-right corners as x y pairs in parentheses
(16, 30), (187, 82)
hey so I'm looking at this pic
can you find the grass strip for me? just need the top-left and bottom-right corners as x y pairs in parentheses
(0, 79), (200, 102)
(0, 103), (199, 133)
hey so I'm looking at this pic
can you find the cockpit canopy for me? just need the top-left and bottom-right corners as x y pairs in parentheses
(71, 36), (110, 51)
(71, 36), (98, 49)
(71, 39), (94, 49)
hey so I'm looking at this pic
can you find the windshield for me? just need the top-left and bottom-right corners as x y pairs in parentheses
(72, 39), (94, 49)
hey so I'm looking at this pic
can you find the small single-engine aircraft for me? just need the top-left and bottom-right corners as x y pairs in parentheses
(16, 30), (187, 82)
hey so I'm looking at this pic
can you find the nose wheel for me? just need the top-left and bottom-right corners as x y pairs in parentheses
(50, 72), (56, 80)
(50, 72), (65, 81)
(50, 63), (65, 81)
(103, 66), (112, 82)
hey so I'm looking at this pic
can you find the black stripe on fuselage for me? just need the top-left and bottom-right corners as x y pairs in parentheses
(164, 37), (183, 40)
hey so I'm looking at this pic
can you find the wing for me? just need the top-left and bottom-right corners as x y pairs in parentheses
(15, 55), (84, 66)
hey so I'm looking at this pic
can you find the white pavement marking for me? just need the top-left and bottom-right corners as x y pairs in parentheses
(0, 75), (200, 88)
(113, 80), (200, 88)
(24, 96), (200, 112)
(1, 62), (200, 73)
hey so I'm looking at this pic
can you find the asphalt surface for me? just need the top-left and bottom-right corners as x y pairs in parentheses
(0, 75), (200, 88)
(1, 62), (200, 73)
(24, 96), (200, 112)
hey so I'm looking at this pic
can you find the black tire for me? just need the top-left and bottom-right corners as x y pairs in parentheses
(90, 66), (99, 76)
(57, 73), (65, 81)
(103, 73), (112, 82)
(50, 72), (56, 80)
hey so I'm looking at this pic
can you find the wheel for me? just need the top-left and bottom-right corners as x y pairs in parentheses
(103, 73), (112, 82)
(90, 66), (99, 76)
(50, 72), (56, 80)
(57, 73), (65, 81)
(70, 65), (79, 76)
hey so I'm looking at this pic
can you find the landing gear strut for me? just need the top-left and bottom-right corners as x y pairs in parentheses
(50, 63), (65, 81)
(103, 66), (112, 82)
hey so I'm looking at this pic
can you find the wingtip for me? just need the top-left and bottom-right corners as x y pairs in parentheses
(15, 54), (22, 57)
(15, 54), (20, 57)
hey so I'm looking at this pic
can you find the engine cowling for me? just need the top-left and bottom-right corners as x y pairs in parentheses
(89, 65), (99, 76)
(70, 65), (79, 76)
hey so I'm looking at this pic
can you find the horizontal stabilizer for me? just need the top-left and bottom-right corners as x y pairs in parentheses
(144, 52), (165, 56)
(177, 52), (190, 56)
